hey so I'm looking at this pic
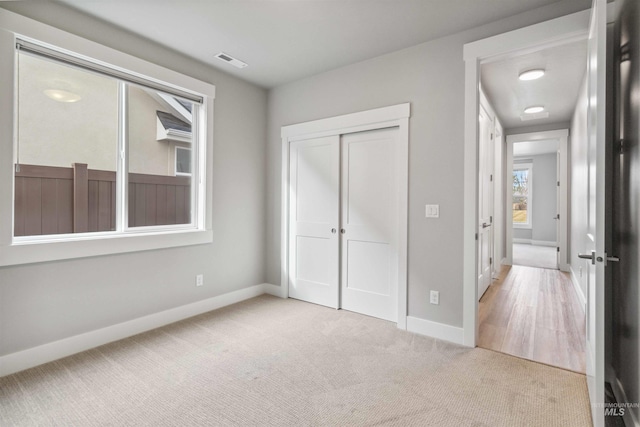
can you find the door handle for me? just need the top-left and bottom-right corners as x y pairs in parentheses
(578, 251), (596, 265)
(331, 228), (337, 234)
(579, 251), (620, 266)
(482, 223), (491, 229)
(597, 254), (619, 266)
(340, 228), (346, 234)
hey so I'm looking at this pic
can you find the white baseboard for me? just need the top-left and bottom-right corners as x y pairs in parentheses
(0, 283), (272, 377)
(531, 240), (557, 247)
(513, 239), (557, 247)
(406, 316), (464, 345)
(263, 283), (284, 297)
(569, 267), (586, 312)
(513, 238), (531, 244)
(612, 376), (640, 427)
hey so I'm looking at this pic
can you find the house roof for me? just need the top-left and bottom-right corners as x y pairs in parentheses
(157, 111), (191, 133)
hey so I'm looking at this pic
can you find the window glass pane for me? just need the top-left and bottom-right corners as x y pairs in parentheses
(176, 148), (191, 175)
(127, 85), (194, 227)
(513, 168), (529, 224)
(15, 51), (119, 236)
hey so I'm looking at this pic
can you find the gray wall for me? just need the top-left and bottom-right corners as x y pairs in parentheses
(513, 153), (558, 243)
(267, 0), (591, 327)
(0, 4), (268, 356)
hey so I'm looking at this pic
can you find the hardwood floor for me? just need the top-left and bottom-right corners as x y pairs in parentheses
(478, 265), (586, 373)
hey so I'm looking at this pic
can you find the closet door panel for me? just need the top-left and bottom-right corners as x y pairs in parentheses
(341, 128), (399, 321)
(288, 136), (340, 308)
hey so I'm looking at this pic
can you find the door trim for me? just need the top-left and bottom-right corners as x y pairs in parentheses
(280, 103), (410, 328)
(462, 10), (590, 347)
(505, 129), (569, 272)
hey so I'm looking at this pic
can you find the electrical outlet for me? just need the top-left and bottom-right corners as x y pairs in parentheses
(430, 290), (439, 305)
(196, 274), (204, 287)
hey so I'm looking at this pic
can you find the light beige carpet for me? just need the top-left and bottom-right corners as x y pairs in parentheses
(0, 295), (591, 426)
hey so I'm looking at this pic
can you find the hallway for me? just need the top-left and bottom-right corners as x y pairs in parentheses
(478, 265), (585, 373)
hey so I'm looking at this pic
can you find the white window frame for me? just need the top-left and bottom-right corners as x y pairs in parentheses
(0, 9), (214, 266)
(174, 146), (192, 177)
(512, 162), (533, 229)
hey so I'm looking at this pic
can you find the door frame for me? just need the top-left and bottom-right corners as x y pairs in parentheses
(505, 129), (569, 272)
(280, 103), (410, 328)
(462, 10), (590, 347)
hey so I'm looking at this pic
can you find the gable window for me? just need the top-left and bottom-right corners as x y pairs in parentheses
(0, 18), (214, 266)
(512, 163), (532, 228)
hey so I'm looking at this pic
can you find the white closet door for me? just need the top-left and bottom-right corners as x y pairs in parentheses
(288, 136), (340, 308)
(340, 128), (399, 321)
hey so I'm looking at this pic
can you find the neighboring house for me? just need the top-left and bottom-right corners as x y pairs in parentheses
(18, 52), (192, 177)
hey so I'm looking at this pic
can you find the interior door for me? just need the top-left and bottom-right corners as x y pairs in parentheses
(340, 128), (399, 322)
(582, 0), (607, 424)
(478, 104), (494, 300)
(288, 136), (340, 308)
(611, 0), (639, 421)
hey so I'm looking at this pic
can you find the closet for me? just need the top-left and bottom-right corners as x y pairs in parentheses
(287, 126), (401, 322)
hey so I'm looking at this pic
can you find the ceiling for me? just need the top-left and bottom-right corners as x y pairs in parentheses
(481, 39), (588, 130)
(513, 139), (559, 157)
(47, 0), (575, 89)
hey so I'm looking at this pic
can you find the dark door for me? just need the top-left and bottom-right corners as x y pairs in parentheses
(610, 0), (639, 421)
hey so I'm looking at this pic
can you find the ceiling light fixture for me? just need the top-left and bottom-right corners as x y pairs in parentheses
(43, 89), (81, 103)
(524, 106), (545, 114)
(519, 69), (545, 81)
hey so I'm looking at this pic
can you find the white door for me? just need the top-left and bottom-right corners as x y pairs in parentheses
(288, 136), (340, 308)
(556, 149), (561, 269)
(478, 104), (494, 300)
(581, 0), (607, 425)
(340, 128), (399, 321)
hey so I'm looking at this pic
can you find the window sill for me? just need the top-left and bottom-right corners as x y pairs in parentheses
(0, 228), (213, 267)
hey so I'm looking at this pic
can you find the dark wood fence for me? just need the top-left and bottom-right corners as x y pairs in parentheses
(14, 163), (190, 236)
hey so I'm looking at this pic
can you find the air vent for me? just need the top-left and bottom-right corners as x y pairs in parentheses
(214, 52), (248, 69)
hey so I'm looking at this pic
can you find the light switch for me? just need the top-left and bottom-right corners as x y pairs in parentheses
(425, 204), (440, 218)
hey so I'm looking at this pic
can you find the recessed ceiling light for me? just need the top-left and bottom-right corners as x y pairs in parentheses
(43, 89), (81, 103)
(519, 69), (545, 81)
(524, 106), (545, 114)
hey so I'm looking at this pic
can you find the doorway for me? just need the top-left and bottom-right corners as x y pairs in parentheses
(506, 129), (569, 272)
(471, 23), (587, 374)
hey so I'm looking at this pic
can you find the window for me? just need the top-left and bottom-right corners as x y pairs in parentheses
(513, 163), (532, 228)
(175, 147), (192, 176)
(0, 15), (214, 266)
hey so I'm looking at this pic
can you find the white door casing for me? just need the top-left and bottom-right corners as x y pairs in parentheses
(556, 149), (561, 269)
(477, 103), (494, 300)
(340, 128), (399, 321)
(505, 129), (569, 271)
(280, 103), (410, 328)
(288, 136), (340, 308)
(463, 10), (590, 347)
